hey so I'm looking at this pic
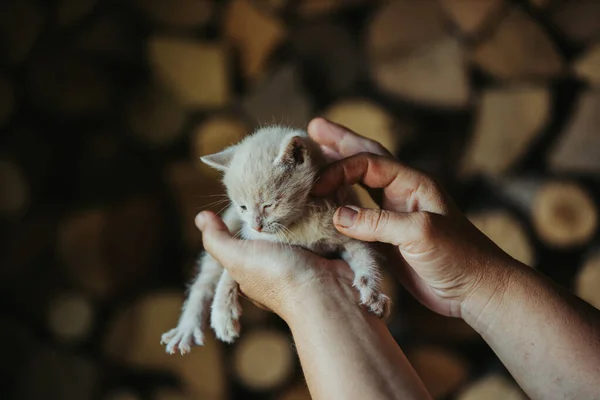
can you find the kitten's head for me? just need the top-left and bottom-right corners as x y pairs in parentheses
(200, 126), (323, 234)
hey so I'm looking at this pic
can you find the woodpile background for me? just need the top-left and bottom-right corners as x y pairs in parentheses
(0, 0), (599, 399)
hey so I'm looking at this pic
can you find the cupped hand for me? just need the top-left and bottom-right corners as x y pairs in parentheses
(308, 118), (516, 318)
(195, 211), (356, 319)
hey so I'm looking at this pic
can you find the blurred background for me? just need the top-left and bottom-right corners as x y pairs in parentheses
(1, 0), (599, 399)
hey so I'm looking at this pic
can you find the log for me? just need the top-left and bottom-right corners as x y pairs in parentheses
(291, 22), (359, 97)
(127, 82), (187, 148)
(47, 293), (95, 343)
(152, 389), (190, 400)
(251, 0), (289, 15)
(166, 161), (227, 250)
(457, 374), (527, 400)
(499, 178), (598, 248)
(233, 329), (295, 391)
(406, 346), (469, 399)
(575, 251), (600, 310)
(297, 0), (366, 17)
(57, 0), (97, 27)
(322, 98), (409, 154)
(130, 0), (212, 28)
(27, 51), (113, 118)
(104, 291), (226, 399)
(224, 0), (286, 81)
(373, 36), (471, 109)
(0, 0), (43, 65)
(149, 36), (231, 108)
(472, 8), (563, 80)
(468, 210), (535, 267)
(529, 0), (553, 8)
(549, 91), (600, 174)
(0, 73), (14, 128)
(104, 390), (143, 400)
(76, 11), (137, 63)
(573, 44), (600, 86)
(0, 159), (29, 218)
(551, 0), (600, 44)
(439, 0), (505, 37)
(278, 382), (311, 400)
(192, 115), (250, 179)
(242, 64), (312, 129)
(460, 86), (550, 177)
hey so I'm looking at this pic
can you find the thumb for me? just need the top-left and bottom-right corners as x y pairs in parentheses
(195, 211), (245, 271)
(333, 206), (421, 246)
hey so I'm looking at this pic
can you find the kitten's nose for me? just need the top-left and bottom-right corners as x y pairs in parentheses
(252, 224), (263, 232)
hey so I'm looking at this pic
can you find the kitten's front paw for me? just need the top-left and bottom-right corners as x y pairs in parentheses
(160, 321), (204, 355)
(210, 301), (242, 344)
(354, 275), (391, 319)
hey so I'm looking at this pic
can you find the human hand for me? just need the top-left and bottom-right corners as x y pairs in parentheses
(308, 118), (518, 318)
(194, 211), (357, 320)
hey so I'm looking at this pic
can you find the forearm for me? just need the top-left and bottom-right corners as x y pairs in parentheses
(282, 279), (431, 400)
(462, 260), (600, 399)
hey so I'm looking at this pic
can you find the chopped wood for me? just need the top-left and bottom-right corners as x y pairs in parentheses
(291, 22), (359, 97)
(472, 8), (563, 80)
(131, 0), (212, 28)
(27, 52), (114, 117)
(468, 210), (535, 267)
(297, 0), (366, 17)
(104, 291), (226, 399)
(233, 329), (295, 390)
(47, 293), (95, 342)
(439, 0), (505, 36)
(575, 251), (600, 310)
(224, 0), (286, 81)
(0, 73), (13, 128)
(573, 44), (600, 86)
(76, 12), (137, 63)
(0, 159), (29, 218)
(367, 0), (447, 58)
(149, 36), (231, 108)
(548, 91), (600, 173)
(127, 83), (187, 147)
(192, 115), (250, 179)
(166, 161), (227, 250)
(407, 346), (469, 399)
(0, 0), (43, 65)
(371, 36), (471, 108)
(532, 181), (598, 248)
(457, 374), (527, 400)
(242, 64), (312, 129)
(104, 389), (143, 400)
(529, 0), (553, 8)
(252, 0), (289, 15)
(460, 86), (550, 177)
(57, 0), (97, 27)
(551, 0), (600, 44)
(322, 98), (407, 154)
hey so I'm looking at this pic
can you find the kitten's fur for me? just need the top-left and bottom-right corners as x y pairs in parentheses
(161, 126), (390, 354)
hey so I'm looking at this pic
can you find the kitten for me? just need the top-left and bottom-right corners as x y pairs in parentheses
(161, 125), (390, 354)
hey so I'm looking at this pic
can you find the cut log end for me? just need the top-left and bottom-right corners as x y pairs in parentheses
(407, 346), (469, 399)
(47, 293), (94, 342)
(233, 329), (295, 391)
(0, 159), (29, 218)
(533, 182), (598, 248)
(575, 252), (600, 310)
(468, 210), (535, 267)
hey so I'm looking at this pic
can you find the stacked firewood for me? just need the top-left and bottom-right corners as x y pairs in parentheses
(0, 0), (599, 399)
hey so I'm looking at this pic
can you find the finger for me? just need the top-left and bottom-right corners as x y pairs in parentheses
(307, 117), (392, 158)
(195, 211), (246, 273)
(332, 206), (426, 246)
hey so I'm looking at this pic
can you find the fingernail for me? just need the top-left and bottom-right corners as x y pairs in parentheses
(336, 206), (358, 228)
(195, 212), (206, 230)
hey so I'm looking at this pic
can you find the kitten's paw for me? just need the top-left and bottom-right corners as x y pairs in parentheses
(368, 293), (391, 319)
(160, 323), (204, 355)
(211, 301), (242, 344)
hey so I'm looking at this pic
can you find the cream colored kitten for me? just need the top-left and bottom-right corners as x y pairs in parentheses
(161, 126), (390, 354)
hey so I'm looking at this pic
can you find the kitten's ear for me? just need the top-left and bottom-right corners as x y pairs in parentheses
(200, 146), (237, 171)
(275, 135), (308, 166)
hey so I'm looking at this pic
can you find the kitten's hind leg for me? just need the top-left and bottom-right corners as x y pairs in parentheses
(161, 252), (222, 355)
(210, 270), (242, 343)
(341, 240), (391, 318)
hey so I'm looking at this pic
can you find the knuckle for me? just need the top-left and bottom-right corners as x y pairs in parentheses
(361, 209), (389, 234)
(415, 212), (437, 240)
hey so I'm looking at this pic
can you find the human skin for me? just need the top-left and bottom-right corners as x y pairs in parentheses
(196, 118), (600, 400)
